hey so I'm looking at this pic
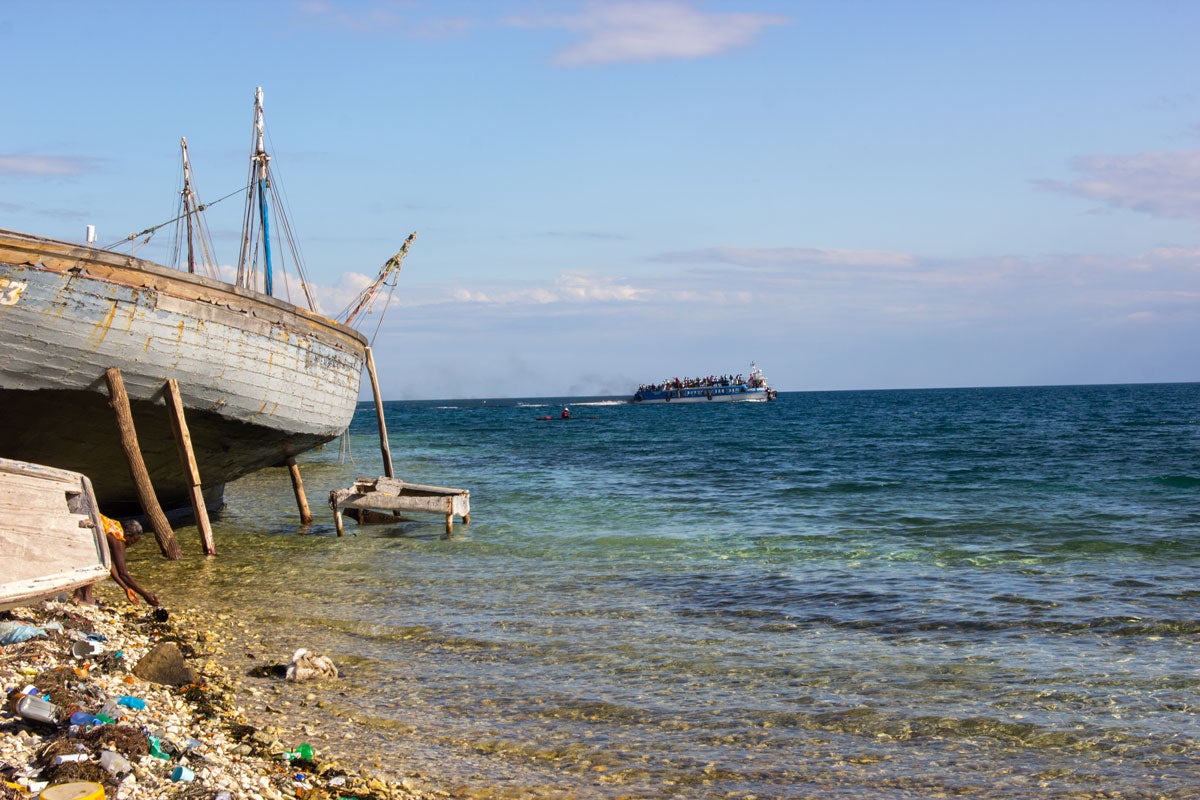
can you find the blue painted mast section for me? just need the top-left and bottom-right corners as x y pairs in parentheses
(253, 87), (274, 296)
(257, 174), (273, 295)
(234, 86), (322, 311)
(237, 87), (275, 296)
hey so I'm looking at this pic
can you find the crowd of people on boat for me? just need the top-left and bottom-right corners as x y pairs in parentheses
(637, 374), (748, 393)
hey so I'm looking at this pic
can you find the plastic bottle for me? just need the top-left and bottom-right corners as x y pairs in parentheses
(98, 700), (126, 721)
(53, 753), (88, 765)
(99, 750), (131, 777)
(169, 765), (195, 782)
(15, 694), (59, 725)
(281, 742), (315, 761)
(68, 712), (103, 727)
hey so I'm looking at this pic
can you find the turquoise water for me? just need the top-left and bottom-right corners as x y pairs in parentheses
(145, 384), (1200, 798)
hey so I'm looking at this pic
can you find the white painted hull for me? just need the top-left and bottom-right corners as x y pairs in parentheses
(0, 228), (367, 514)
(0, 458), (110, 611)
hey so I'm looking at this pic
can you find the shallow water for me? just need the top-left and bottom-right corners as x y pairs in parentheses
(140, 384), (1200, 798)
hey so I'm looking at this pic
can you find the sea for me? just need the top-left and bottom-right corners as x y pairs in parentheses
(138, 383), (1200, 799)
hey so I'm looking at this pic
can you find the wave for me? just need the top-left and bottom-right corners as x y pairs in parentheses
(1152, 474), (1200, 489)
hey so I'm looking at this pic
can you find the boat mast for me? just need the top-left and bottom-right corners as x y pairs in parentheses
(168, 137), (219, 279)
(180, 138), (197, 274)
(238, 87), (275, 295)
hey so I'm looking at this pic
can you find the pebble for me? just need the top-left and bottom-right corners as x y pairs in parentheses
(0, 592), (437, 799)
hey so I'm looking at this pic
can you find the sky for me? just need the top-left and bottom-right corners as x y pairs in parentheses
(2, 0), (1198, 399)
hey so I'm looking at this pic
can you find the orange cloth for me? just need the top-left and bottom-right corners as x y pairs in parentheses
(100, 514), (126, 543)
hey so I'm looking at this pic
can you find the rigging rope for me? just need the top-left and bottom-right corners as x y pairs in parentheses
(103, 184), (248, 252)
(367, 276), (400, 347)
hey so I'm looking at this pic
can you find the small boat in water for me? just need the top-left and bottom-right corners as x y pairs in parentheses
(631, 362), (776, 404)
(0, 458), (110, 611)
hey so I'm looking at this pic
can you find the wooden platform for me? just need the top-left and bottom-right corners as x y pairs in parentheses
(329, 476), (470, 536)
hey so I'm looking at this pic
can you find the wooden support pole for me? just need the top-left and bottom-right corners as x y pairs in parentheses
(285, 457), (313, 524)
(364, 346), (394, 478)
(332, 500), (345, 537)
(104, 367), (182, 560)
(163, 379), (216, 556)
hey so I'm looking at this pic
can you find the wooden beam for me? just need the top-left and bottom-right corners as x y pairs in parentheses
(104, 367), (182, 560)
(285, 457), (313, 525)
(163, 379), (216, 555)
(364, 346), (394, 478)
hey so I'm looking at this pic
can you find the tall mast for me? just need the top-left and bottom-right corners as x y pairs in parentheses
(180, 137), (197, 273)
(255, 88), (274, 295)
(237, 87), (275, 295)
(168, 136), (218, 279)
(253, 88), (274, 295)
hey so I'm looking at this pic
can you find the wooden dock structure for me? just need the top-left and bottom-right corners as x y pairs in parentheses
(329, 476), (470, 536)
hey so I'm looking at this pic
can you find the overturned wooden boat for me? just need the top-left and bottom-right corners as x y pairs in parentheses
(0, 89), (369, 516)
(0, 458), (110, 611)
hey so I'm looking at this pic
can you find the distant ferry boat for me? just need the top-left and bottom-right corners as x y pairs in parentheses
(631, 363), (776, 404)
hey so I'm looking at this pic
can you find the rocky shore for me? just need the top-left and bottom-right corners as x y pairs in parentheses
(0, 585), (444, 800)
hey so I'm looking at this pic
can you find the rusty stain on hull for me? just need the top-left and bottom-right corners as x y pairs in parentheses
(89, 299), (119, 347)
(0, 227), (369, 514)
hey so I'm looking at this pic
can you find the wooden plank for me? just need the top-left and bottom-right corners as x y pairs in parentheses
(164, 379), (216, 555)
(329, 477), (470, 535)
(105, 367), (182, 560)
(364, 346), (394, 479)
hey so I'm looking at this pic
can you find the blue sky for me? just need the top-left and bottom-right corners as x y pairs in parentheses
(3, 1), (1198, 399)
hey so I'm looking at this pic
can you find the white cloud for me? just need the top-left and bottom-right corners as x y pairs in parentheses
(0, 154), (100, 177)
(445, 272), (648, 305)
(299, 244), (1200, 339)
(1036, 150), (1200, 220)
(657, 246), (917, 269)
(510, 1), (790, 67)
(296, 0), (470, 37)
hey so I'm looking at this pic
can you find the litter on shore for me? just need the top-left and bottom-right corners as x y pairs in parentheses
(0, 590), (438, 799)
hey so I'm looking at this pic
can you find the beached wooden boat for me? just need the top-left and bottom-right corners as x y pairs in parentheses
(0, 458), (110, 611)
(0, 89), (369, 515)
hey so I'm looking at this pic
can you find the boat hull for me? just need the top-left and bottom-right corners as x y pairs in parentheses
(0, 229), (367, 515)
(631, 386), (772, 403)
(0, 458), (110, 611)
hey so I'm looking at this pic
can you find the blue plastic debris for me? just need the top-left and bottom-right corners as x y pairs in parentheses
(0, 622), (47, 644)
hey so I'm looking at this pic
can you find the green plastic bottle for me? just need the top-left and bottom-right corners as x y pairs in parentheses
(282, 742), (314, 761)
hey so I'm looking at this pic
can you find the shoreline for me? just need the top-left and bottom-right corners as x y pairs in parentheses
(0, 585), (442, 800)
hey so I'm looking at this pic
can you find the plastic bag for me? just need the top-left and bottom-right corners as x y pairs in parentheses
(0, 621), (47, 644)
